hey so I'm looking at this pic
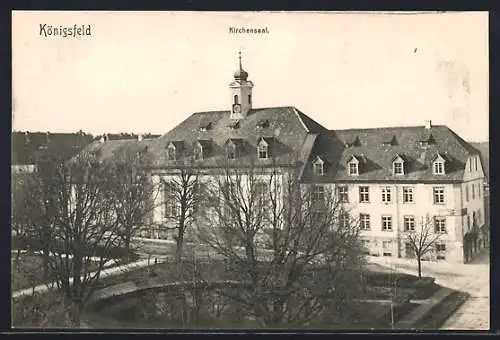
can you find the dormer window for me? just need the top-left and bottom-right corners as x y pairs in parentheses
(227, 142), (236, 160)
(167, 143), (177, 161)
(256, 119), (270, 129)
(347, 156), (360, 176)
(313, 156), (325, 176)
(392, 154), (405, 175)
(345, 136), (360, 148)
(194, 142), (204, 160)
(199, 122), (212, 132)
(432, 153), (447, 175)
(229, 121), (240, 129)
(257, 138), (269, 160)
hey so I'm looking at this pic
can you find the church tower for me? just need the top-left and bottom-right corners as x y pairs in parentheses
(229, 52), (254, 120)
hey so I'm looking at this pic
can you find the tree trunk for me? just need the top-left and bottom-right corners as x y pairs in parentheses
(176, 226), (185, 265)
(124, 235), (131, 263)
(417, 256), (422, 278)
(42, 250), (50, 282)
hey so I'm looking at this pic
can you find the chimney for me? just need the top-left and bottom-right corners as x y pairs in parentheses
(425, 120), (432, 129)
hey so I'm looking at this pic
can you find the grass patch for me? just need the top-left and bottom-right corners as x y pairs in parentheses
(413, 290), (470, 330)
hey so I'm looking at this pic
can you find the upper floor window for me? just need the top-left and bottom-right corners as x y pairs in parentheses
(360, 213), (371, 230)
(338, 186), (349, 203)
(339, 211), (350, 228)
(434, 216), (447, 233)
(359, 186), (370, 203)
(167, 143), (177, 161)
(404, 215), (416, 232)
(381, 187), (392, 203)
(313, 157), (325, 176)
(433, 187), (445, 205)
(312, 185), (325, 204)
(233, 94), (239, 105)
(403, 187), (414, 203)
(466, 185), (469, 202)
(472, 183), (475, 200)
(381, 215), (393, 231)
(248, 94), (252, 105)
(254, 182), (269, 207)
(257, 139), (269, 160)
(164, 183), (178, 218)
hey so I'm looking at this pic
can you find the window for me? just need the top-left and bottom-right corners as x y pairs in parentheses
(404, 215), (416, 231)
(472, 183), (475, 200)
(433, 187), (445, 204)
(477, 210), (482, 225)
(194, 143), (203, 160)
(257, 140), (268, 159)
(359, 186), (369, 203)
(255, 182), (270, 209)
(339, 212), (350, 228)
(338, 186), (348, 203)
(313, 160), (324, 176)
(164, 183), (178, 218)
(227, 143), (236, 159)
(381, 187), (392, 203)
(248, 94), (252, 105)
(478, 183), (481, 198)
(360, 214), (371, 230)
(393, 162), (404, 175)
(467, 215), (471, 230)
(362, 240), (370, 254)
(167, 145), (176, 161)
(349, 162), (359, 176)
(465, 185), (469, 202)
(434, 217), (447, 234)
(382, 216), (393, 231)
(382, 241), (392, 256)
(312, 185), (325, 203)
(474, 157), (478, 171)
(403, 187), (414, 203)
(433, 161), (445, 175)
(436, 243), (446, 252)
(233, 94), (239, 104)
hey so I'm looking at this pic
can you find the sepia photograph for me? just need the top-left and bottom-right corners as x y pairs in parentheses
(11, 11), (489, 331)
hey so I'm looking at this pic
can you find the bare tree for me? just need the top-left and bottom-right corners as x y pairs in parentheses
(107, 146), (160, 262)
(404, 215), (442, 278)
(17, 152), (124, 327)
(162, 162), (204, 265)
(197, 164), (365, 327)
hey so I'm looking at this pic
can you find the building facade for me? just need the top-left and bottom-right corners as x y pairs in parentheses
(92, 55), (487, 264)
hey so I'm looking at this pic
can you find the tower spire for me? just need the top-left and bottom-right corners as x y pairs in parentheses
(238, 51), (243, 71)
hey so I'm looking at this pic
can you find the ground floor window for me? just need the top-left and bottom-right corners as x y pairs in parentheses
(382, 240), (392, 257)
(405, 242), (415, 258)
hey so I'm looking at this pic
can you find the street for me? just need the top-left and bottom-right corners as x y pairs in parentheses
(367, 247), (490, 330)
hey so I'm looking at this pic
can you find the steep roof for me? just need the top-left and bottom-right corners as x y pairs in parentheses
(301, 125), (480, 183)
(147, 106), (327, 168)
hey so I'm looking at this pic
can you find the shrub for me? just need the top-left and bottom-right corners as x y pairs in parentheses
(364, 271), (418, 288)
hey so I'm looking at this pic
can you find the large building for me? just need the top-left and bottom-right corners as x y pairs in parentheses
(94, 54), (488, 264)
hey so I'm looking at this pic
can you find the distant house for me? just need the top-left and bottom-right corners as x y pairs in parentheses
(11, 131), (94, 173)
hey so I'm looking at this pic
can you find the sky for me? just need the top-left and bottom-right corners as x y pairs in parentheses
(12, 11), (489, 142)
